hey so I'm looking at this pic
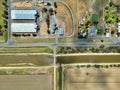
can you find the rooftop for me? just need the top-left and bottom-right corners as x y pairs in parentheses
(11, 23), (37, 33)
(11, 10), (37, 20)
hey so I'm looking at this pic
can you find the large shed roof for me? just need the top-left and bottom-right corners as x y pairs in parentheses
(11, 23), (37, 33)
(11, 10), (37, 20)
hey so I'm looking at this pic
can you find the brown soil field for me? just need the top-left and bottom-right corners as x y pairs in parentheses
(64, 0), (77, 21)
(56, 2), (73, 36)
(63, 0), (78, 34)
(64, 65), (120, 90)
(0, 75), (52, 90)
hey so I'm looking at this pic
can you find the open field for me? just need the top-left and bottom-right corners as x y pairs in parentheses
(0, 67), (53, 75)
(0, 47), (52, 53)
(13, 37), (56, 43)
(0, 75), (52, 90)
(56, 2), (72, 36)
(63, 0), (77, 23)
(57, 55), (120, 64)
(0, 0), (5, 27)
(64, 65), (120, 90)
(63, 0), (77, 35)
(0, 55), (53, 66)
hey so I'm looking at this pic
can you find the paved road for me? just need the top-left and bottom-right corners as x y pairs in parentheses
(7, 0), (13, 45)
(0, 41), (120, 47)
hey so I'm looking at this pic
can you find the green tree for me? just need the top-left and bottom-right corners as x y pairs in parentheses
(4, 30), (8, 42)
(105, 6), (117, 37)
(105, 6), (117, 24)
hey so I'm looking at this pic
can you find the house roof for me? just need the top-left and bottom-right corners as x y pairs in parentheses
(91, 26), (97, 36)
(11, 23), (37, 33)
(11, 10), (37, 19)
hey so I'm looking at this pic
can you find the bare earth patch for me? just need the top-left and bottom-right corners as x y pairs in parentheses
(64, 65), (120, 90)
(0, 75), (52, 90)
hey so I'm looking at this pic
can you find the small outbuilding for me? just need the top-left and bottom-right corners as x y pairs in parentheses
(58, 27), (64, 36)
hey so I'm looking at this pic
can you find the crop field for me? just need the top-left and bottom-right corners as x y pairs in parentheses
(0, 75), (52, 90)
(0, 47), (53, 53)
(57, 55), (120, 64)
(0, 55), (53, 66)
(64, 65), (120, 90)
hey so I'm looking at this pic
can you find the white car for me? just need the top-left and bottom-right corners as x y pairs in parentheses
(118, 22), (120, 33)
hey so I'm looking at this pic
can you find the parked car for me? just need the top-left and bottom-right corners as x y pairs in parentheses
(117, 22), (120, 32)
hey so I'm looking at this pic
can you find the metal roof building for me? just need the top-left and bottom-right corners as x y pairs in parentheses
(11, 10), (37, 20)
(11, 23), (37, 33)
(58, 27), (64, 36)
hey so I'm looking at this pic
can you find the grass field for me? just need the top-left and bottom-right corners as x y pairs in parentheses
(0, 47), (53, 53)
(0, 75), (52, 90)
(57, 55), (120, 64)
(13, 37), (56, 43)
(0, 55), (53, 66)
(0, 0), (4, 28)
(64, 65), (120, 90)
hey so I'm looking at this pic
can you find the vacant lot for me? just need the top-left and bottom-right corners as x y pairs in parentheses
(63, 0), (77, 34)
(0, 55), (53, 66)
(64, 65), (120, 90)
(13, 37), (56, 43)
(56, 2), (72, 36)
(0, 75), (52, 90)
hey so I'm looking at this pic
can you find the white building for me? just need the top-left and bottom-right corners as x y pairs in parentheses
(11, 23), (37, 33)
(11, 10), (37, 20)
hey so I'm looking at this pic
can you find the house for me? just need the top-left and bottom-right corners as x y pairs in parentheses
(11, 23), (37, 33)
(106, 32), (110, 37)
(11, 10), (37, 20)
(91, 26), (97, 36)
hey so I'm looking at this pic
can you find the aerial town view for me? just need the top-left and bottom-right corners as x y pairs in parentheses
(0, 0), (120, 90)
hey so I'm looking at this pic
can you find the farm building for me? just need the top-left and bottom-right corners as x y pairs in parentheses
(11, 23), (37, 33)
(58, 27), (64, 36)
(11, 10), (37, 20)
(91, 26), (97, 36)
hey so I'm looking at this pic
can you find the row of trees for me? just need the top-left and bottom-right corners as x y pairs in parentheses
(76, 64), (120, 69)
(2, 0), (8, 30)
(0, 0), (8, 42)
(57, 46), (120, 54)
